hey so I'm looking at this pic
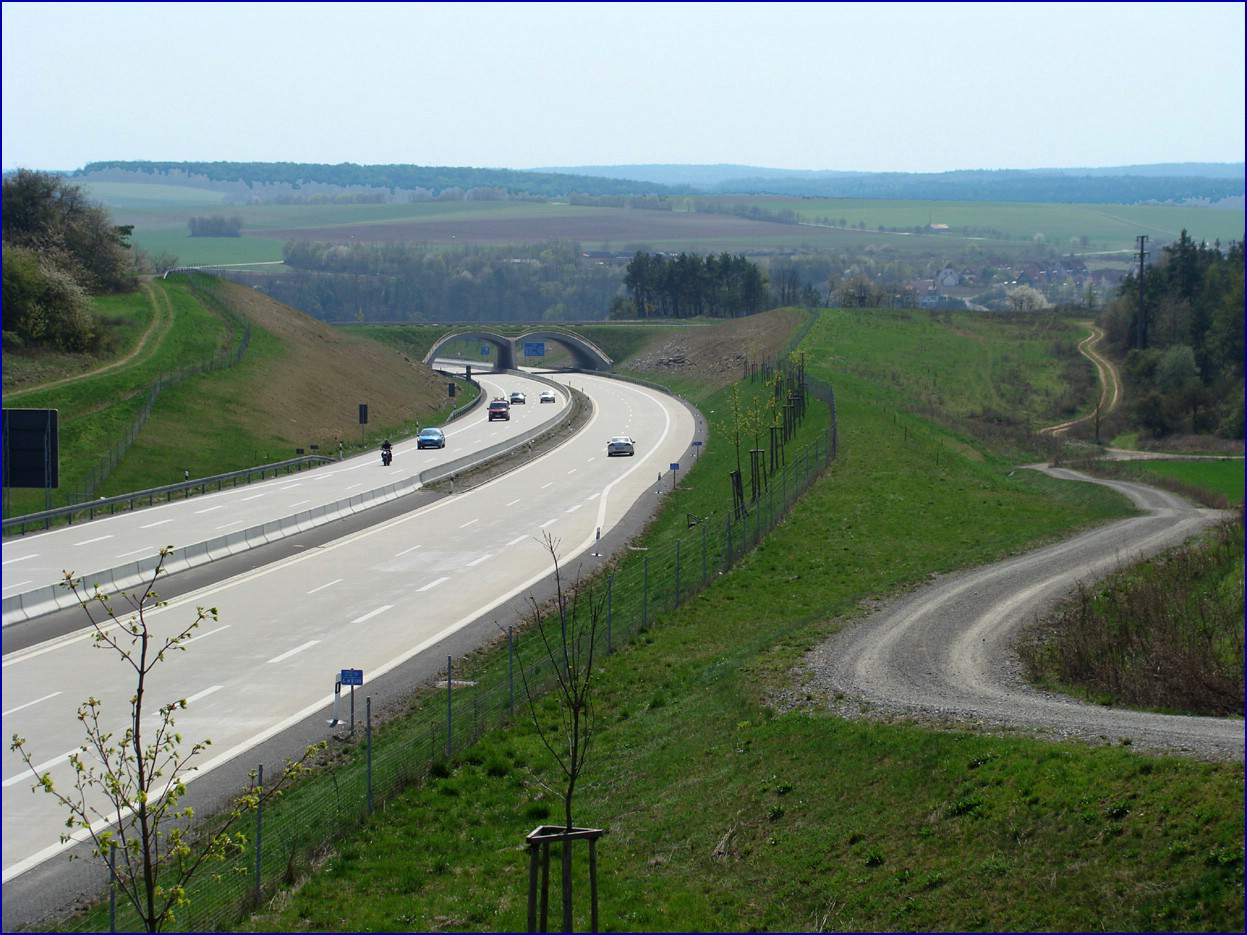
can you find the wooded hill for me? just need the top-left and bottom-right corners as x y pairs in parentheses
(70, 160), (1246, 205)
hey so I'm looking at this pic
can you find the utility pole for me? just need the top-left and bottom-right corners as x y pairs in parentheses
(1134, 235), (1149, 349)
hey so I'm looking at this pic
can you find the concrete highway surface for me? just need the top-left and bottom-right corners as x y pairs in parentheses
(1, 371), (697, 889)
(2, 371), (566, 626)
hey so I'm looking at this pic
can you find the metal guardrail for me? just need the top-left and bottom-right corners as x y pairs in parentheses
(3, 456), (336, 537)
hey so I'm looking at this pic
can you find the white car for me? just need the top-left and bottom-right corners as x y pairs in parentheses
(607, 436), (635, 457)
(539, 390), (557, 404)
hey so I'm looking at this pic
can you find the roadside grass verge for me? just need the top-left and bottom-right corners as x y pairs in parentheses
(1018, 515), (1245, 716)
(232, 371), (1241, 933)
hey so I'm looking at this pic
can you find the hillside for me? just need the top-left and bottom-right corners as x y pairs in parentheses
(188, 277), (451, 445)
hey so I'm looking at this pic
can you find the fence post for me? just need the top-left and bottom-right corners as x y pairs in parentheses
(607, 575), (613, 653)
(367, 696), (373, 815)
(702, 522), (708, 585)
(254, 764), (263, 904)
(109, 842), (116, 934)
(508, 626), (515, 716)
(446, 657), (453, 758)
(642, 556), (648, 627)
(675, 539), (681, 608)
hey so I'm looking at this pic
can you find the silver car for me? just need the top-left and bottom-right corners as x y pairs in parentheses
(607, 436), (635, 457)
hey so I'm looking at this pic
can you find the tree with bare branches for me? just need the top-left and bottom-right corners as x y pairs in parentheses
(10, 548), (321, 933)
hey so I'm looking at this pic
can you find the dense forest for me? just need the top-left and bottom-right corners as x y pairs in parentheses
(2, 169), (137, 351)
(222, 240), (624, 324)
(1100, 231), (1244, 439)
(615, 251), (770, 319)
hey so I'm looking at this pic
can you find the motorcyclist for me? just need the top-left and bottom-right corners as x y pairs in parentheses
(381, 439), (393, 466)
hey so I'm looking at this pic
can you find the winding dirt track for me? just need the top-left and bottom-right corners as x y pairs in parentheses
(803, 467), (1242, 761)
(4, 282), (173, 400)
(1039, 323), (1120, 437)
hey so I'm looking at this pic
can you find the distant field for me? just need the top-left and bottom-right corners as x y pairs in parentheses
(80, 179), (1244, 268)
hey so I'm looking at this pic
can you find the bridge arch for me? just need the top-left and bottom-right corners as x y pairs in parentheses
(425, 329), (612, 371)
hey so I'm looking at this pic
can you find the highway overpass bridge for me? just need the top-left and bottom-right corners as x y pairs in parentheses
(424, 330), (612, 371)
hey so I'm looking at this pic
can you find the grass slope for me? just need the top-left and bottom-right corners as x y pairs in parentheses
(1, 276), (473, 515)
(233, 310), (1242, 933)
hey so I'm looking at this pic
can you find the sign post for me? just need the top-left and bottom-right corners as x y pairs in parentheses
(338, 668), (363, 733)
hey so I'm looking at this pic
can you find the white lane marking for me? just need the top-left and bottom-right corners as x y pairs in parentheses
(267, 641), (320, 664)
(565, 504), (582, 513)
(587, 492), (601, 500)
(352, 605), (393, 624)
(215, 521), (245, 529)
(467, 554), (493, 567)
(185, 685), (224, 705)
(541, 482), (553, 489)
(460, 518), (479, 528)
(117, 547), (152, 557)
(346, 484), (363, 491)
(1, 554), (37, 566)
(240, 494), (263, 502)
(307, 578), (342, 595)
(72, 535), (112, 546)
(194, 506), (225, 514)
(140, 519), (174, 529)
(396, 545), (423, 557)
(3, 692), (62, 717)
(507, 535), (528, 546)
(417, 577), (449, 592)
(4, 750), (78, 788)
(279, 484), (301, 490)
(540, 519), (557, 528)
(505, 499), (521, 507)
(187, 625), (230, 643)
(566, 468), (578, 475)
(289, 500), (310, 507)
(2, 580), (32, 591)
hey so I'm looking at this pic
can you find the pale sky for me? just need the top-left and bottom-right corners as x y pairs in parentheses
(3, 1), (1244, 174)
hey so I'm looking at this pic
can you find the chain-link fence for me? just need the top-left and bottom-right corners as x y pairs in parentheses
(35, 377), (835, 934)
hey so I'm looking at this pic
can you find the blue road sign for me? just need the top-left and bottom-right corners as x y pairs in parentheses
(340, 668), (364, 686)
(480, 345), (489, 356)
(670, 463), (680, 471)
(523, 342), (545, 357)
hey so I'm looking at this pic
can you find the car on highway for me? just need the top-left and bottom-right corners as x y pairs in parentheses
(510, 391), (527, 404)
(607, 435), (635, 457)
(487, 398), (511, 421)
(539, 390), (557, 404)
(417, 427), (446, 449)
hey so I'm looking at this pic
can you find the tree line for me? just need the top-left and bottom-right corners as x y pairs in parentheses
(615, 251), (769, 319)
(188, 215), (243, 237)
(77, 161), (687, 200)
(1100, 231), (1243, 438)
(222, 240), (624, 324)
(2, 169), (137, 351)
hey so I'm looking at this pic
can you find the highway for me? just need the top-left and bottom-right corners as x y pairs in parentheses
(1, 371), (697, 884)
(2, 370), (564, 625)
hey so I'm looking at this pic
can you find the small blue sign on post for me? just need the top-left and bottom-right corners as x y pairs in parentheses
(341, 668), (364, 686)
(523, 342), (545, 357)
(480, 345), (490, 357)
(670, 462), (680, 490)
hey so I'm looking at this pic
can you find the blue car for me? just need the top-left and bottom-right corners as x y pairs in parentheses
(417, 427), (446, 449)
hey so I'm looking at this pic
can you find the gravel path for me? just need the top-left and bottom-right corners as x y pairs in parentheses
(794, 466), (1243, 761)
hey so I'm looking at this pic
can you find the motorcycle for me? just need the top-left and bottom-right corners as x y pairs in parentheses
(381, 446), (393, 467)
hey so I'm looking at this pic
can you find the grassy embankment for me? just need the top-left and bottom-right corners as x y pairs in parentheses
(1, 277), (470, 519)
(230, 309), (1243, 933)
